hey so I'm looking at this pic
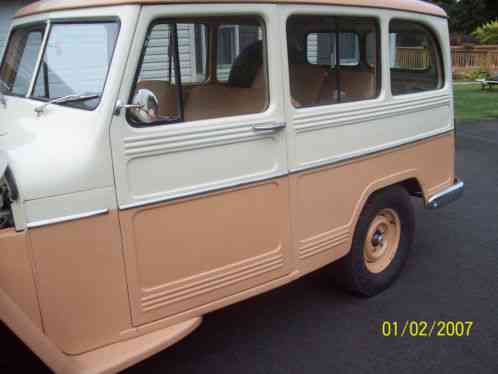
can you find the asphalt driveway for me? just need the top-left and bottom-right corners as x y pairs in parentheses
(2, 121), (498, 374)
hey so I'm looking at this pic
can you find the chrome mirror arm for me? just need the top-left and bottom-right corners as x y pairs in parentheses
(114, 100), (144, 115)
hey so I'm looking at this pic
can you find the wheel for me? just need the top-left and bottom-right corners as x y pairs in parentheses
(333, 185), (415, 297)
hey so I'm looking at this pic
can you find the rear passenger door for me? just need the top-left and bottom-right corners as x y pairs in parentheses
(110, 5), (292, 325)
(281, 6), (451, 276)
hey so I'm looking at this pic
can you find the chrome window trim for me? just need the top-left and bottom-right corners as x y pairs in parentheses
(27, 20), (51, 98)
(26, 208), (109, 229)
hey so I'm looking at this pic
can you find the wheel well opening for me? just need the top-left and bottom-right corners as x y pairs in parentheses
(400, 178), (423, 197)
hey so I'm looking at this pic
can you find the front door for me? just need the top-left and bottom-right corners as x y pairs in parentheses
(110, 5), (292, 325)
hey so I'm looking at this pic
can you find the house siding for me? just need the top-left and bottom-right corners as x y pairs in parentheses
(140, 23), (197, 83)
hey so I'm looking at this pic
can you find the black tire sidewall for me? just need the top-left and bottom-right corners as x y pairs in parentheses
(350, 186), (415, 296)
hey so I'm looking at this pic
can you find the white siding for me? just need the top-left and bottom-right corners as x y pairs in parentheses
(307, 33), (318, 64)
(140, 24), (198, 83)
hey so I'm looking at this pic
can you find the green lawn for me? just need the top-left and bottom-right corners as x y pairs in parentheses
(454, 84), (498, 122)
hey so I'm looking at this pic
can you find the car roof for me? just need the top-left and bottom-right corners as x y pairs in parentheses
(16, 0), (447, 19)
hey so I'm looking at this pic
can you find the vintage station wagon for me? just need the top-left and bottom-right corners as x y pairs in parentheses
(0, 0), (463, 372)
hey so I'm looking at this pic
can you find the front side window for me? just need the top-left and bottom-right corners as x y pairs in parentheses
(287, 16), (380, 108)
(389, 20), (444, 95)
(32, 22), (119, 110)
(129, 16), (268, 126)
(0, 25), (45, 97)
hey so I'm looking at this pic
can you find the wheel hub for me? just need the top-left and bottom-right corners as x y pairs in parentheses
(363, 209), (401, 273)
(371, 231), (385, 247)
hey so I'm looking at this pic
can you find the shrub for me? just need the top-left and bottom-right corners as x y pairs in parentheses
(463, 68), (491, 81)
(472, 20), (498, 45)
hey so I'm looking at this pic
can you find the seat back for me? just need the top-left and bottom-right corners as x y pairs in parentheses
(339, 70), (376, 101)
(289, 64), (328, 107)
(184, 84), (266, 122)
(184, 41), (267, 122)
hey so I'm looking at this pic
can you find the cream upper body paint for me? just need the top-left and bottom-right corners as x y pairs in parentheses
(0, 1), (458, 373)
(0, 1), (453, 229)
(0, 6), (140, 230)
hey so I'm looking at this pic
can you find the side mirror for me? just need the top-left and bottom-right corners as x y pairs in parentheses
(127, 89), (159, 124)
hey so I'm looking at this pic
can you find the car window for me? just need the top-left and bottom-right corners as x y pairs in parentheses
(129, 17), (268, 127)
(287, 15), (380, 108)
(0, 25), (45, 97)
(389, 20), (444, 95)
(32, 22), (119, 110)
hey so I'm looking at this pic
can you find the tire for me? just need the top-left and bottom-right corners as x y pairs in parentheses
(333, 185), (415, 297)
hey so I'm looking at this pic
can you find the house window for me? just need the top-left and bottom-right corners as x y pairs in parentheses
(216, 24), (262, 81)
(307, 32), (360, 66)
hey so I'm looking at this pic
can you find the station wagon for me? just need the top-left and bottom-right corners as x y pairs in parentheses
(0, 0), (463, 372)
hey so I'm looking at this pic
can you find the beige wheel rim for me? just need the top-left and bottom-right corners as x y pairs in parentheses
(363, 208), (401, 274)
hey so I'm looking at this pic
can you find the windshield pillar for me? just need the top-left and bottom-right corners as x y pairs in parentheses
(27, 20), (51, 98)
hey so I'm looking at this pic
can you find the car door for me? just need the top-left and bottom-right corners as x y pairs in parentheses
(110, 4), (293, 325)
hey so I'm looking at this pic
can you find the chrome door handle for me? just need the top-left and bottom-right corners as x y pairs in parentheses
(252, 122), (287, 132)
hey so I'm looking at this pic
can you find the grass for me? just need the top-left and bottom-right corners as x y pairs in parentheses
(454, 83), (498, 122)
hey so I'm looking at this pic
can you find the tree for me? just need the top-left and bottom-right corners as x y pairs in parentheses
(428, 0), (498, 34)
(473, 20), (498, 44)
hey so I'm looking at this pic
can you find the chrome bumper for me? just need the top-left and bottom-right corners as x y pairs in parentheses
(426, 179), (464, 210)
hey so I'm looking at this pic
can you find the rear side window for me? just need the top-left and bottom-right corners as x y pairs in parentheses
(389, 20), (444, 95)
(287, 15), (380, 108)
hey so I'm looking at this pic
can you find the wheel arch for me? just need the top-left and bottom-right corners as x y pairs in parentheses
(344, 173), (425, 256)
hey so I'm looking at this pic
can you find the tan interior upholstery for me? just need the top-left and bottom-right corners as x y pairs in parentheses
(289, 64), (329, 107)
(339, 70), (376, 101)
(252, 68), (265, 90)
(293, 67), (377, 106)
(136, 80), (187, 118)
(134, 37), (267, 123)
(137, 65), (376, 122)
(184, 84), (266, 122)
(136, 68), (267, 123)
